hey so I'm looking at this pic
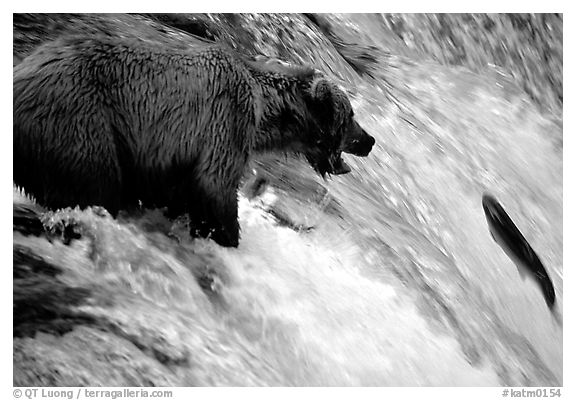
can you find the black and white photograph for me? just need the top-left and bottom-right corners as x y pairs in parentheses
(11, 10), (565, 392)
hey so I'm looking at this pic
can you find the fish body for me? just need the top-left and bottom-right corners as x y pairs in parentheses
(482, 194), (556, 310)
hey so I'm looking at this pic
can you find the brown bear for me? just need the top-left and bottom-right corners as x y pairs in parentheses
(13, 35), (375, 247)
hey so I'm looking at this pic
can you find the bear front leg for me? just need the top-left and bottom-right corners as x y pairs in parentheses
(207, 193), (240, 248)
(187, 184), (240, 248)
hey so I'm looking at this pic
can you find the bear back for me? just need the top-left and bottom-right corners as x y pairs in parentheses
(13, 36), (263, 212)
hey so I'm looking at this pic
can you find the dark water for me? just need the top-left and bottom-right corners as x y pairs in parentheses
(13, 13), (562, 386)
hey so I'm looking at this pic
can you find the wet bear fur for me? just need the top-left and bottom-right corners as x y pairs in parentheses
(13, 35), (374, 247)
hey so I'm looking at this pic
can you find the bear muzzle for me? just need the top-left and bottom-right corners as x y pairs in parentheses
(342, 123), (375, 157)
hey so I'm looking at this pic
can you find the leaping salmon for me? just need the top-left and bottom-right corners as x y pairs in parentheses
(481, 193), (556, 311)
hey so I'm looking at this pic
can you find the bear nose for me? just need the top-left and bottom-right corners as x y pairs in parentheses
(347, 134), (375, 156)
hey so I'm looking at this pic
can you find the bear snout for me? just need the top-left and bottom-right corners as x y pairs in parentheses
(343, 125), (375, 157)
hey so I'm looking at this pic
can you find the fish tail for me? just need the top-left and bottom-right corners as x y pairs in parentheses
(539, 277), (556, 309)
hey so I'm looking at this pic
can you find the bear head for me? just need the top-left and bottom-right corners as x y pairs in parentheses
(249, 56), (375, 178)
(304, 76), (376, 177)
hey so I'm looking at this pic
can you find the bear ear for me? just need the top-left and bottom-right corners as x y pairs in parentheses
(309, 77), (334, 104)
